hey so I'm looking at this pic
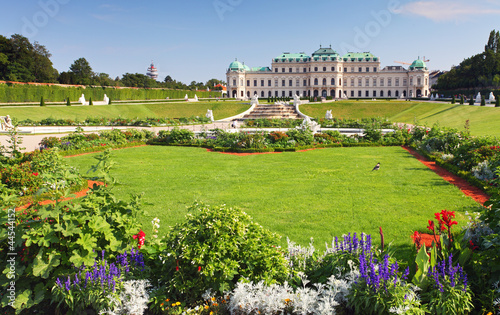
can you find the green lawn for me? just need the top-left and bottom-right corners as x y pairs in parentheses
(300, 100), (500, 137)
(0, 101), (250, 122)
(67, 146), (481, 260)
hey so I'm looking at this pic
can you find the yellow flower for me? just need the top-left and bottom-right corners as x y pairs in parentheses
(211, 297), (216, 301)
(176, 302), (181, 306)
(204, 305), (209, 309)
(210, 312), (213, 315)
(171, 303), (176, 307)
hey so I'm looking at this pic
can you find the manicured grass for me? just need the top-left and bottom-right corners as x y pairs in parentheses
(300, 100), (500, 137)
(390, 102), (500, 137)
(300, 100), (418, 119)
(0, 101), (250, 122)
(67, 146), (481, 260)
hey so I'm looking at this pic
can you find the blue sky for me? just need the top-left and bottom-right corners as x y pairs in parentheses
(2, 0), (500, 84)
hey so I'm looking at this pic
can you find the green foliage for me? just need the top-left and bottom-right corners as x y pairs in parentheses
(460, 95), (464, 105)
(157, 128), (194, 144)
(66, 99), (70, 106)
(469, 96), (475, 105)
(451, 95), (456, 104)
(157, 202), (289, 304)
(0, 153), (144, 312)
(89, 97), (93, 106)
(481, 96), (486, 106)
(40, 96), (45, 107)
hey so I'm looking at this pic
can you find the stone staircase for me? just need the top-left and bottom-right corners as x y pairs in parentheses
(241, 103), (302, 120)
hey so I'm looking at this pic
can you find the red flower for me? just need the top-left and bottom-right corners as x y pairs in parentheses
(427, 220), (435, 232)
(412, 231), (422, 249)
(176, 266), (179, 271)
(32, 172), (39, 176)
(198, 266), (201, 272)
(132, 230), (146, 249)
(469, 240), (479, 251)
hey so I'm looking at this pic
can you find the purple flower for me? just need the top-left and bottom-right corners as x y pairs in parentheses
(65, 276), (71, 292)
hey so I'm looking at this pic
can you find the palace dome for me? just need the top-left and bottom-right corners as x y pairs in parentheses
(409, 59), (427, 70)
(229, 60), (246, 71)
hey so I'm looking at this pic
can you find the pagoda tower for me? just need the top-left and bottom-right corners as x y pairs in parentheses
(146, 61), (159, 80)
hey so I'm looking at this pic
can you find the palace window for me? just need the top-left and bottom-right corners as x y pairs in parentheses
(314, 67), (318, 72)
(340, 78), (342, 86)
(388, 78), (392, 87)
(261, 91), (264, 97)
(344, 67), (347, 72)
(358, 78), (362, 87)
(417, 78), (421, 85)
(339, 67), (342, 72)
(289, 80), (293, 87)
(282, 91), (286, 97)
(351, 67), (354, 72)
(261, 80), (264, 87)
(254, 80), (257, 87)
(358, 91), (362, 97)
(380, 90), (384, 97)
(331, 78), (335, 85)
(296, 79), (300, 87)
(351, 91), (355, 97)
(410, 78), (413, 85)
(303, 79), (307, 86)
(395, 90), (399, 97)
(380, 78), (384, 86)
(331, 67), (335, 71)
(365, 90), (369, 97)
(282, 68), (285, 72)
(304, 68), (307, 72)
(373, 67), (377, 72)
(366, 67), (370, 72)
(232, 79), (236, 86)
(247, 80), (250, 87)
(403, 79), (407, 86)
(359, 67), (362, 72)
(275, 91), (278, 96)
(314, 78), (318, 85)
(350, 78), (354, 87)
(366, 78), (370, 87)
(275, 68), (278, 73)
(388, 90), (392, 97)
(323, 67), (326, 71)
(373, 78), (377, 87)
(282, 80), (286, 87)
(289, 91), (293, 97)
(275, 80), (278, 87)
(425, 78), (428, 85)
(289, 68), (292, 73)
(395, 78), (400, 87)
(373, 90), (377, 97)
(268, 80), (271, 86)
(322, 78), (327, 85)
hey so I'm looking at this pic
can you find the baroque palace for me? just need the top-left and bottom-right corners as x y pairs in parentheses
(226, 46), (429, 100)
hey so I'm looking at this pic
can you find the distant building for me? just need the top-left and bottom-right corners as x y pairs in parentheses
(227, 46), (430, 99)
(146, 62), (159, 80)
(429, 70), (446, 89)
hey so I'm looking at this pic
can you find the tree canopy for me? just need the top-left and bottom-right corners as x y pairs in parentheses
(435, 30), (500, 90)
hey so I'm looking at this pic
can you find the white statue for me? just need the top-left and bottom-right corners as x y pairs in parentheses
(194, 94), (199, 101)
(299, 116), (321, 133)
(185, 94), (189, 101)
(0, 115), (14, 131)
(475, 92), (482, 104)
(206, 109), (214, 122)
(78, 94), (86, 105)
(250, 94), (259, 106)
(293, 94), (301, 106)
(325, 110), (333, 120)
(430, 94), (435, 101)
(489, 92), (496, 104)
(103, 94), (110, 105)
(231, 120), (239, 128)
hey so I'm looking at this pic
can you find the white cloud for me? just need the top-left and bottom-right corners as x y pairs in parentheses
(400, 1), (500, 22)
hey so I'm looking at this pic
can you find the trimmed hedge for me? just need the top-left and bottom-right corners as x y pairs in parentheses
(0, 84), (215, 103)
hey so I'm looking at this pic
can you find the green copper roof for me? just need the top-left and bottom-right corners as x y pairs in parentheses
(311, 47), (339, 57)
(250, 67), (272, 72)
(342, 52), (378, 61)
(243, 64), (250, 71)
(229, 60), (245, 71)
(409, 59), (428, 70)
(274, 52), (310, 62)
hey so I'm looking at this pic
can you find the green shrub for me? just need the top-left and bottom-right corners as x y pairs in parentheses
(40, 96), (45, 107)
(469, 96), (475, 105)
(451, 95), (455, 104)
(66, 99), (70, 106)
(156, 202), (289, 304)
(89, 97), (93, 105)
(481, 96), (486, 106)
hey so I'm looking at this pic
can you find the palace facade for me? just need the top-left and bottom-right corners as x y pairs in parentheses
(226, 46), (429, 100)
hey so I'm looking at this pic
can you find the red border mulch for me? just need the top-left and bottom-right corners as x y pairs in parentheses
(205, 148), (282, 156)
(16, 180), (104, 211)
(402, 146), (490, 205)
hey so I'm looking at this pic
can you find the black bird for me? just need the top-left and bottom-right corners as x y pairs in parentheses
(372, 162), (380, 171)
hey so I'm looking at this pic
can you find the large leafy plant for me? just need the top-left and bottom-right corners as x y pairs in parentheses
(155, 202), (289, 304)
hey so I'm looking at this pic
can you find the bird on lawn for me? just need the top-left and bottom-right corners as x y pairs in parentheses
(372, 162), (380, 171)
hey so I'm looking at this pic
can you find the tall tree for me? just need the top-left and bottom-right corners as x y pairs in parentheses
(69, 57), (93, 85)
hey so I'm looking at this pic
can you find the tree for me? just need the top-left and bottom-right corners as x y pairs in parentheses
(164, 75), (173, 83)
(32, 41), (58, 82)
(69, 57), (93, 85)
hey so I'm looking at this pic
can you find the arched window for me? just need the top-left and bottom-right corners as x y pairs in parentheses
(322, 78), (327, 85)
(388, 90), (392, 97)
(380, 90), (384, 97)
(268, 91), (272, 97)
(339, 78), (342, 86)
(395, 90), (399, 97)
(261, 91), (264, 97)
(331, 78), (335, 86)
(314, 78), (318, 85)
